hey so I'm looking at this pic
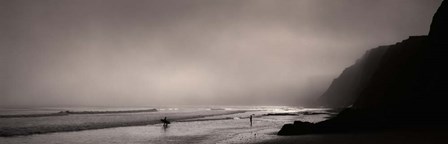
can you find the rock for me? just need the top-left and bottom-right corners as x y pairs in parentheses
(278, 122), (314, 135)
(429, 1), (448, 44)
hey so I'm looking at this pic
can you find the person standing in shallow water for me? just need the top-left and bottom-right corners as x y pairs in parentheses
(250, 115), (253, 127)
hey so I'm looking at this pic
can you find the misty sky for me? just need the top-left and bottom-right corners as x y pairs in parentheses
(0, 0), (443, 106)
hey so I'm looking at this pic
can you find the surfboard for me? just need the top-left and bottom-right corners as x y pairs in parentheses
(160, 119), (171, 124)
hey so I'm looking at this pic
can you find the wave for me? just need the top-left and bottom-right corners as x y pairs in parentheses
(0, 110), (246, 137)
(0, 109), (157, 118)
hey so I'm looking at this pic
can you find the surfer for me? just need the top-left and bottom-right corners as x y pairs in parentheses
(161, 117), (171, 126)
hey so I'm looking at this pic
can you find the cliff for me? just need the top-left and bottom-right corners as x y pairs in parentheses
(319, 46), (388, 108)
(279, 0), (448, 135)
(352, 0), (448, 121)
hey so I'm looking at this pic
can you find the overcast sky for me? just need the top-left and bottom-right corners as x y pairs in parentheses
(0, 0), (443, 106)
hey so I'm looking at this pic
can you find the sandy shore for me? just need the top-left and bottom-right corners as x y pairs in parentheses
(0, 113), (299, 144)
(0, 107), (336, 144)
(0, 110), (333, 144)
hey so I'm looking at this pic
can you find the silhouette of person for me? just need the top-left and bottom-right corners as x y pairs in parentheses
(161, 117), (170, 126)
(162, 123), (169, 132)
(250, 115), (253, 127)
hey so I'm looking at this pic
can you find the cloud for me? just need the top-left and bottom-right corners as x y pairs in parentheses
(0, 0), (442, 106)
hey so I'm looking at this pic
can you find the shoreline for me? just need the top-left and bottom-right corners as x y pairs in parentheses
(0, 113), (303, 144)
(0, 110), (247, 137)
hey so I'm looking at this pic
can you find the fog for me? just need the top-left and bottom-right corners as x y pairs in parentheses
(0, 0), (442, 106)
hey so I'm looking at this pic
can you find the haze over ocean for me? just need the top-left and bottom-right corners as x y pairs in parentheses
(0, 0), (441, 106)
(0, 0), (446, 144)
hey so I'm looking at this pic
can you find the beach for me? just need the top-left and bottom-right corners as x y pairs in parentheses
(2, 106), (448, 144)
(0, 106), (329, 144)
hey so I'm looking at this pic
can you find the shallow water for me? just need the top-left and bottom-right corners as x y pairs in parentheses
(0, 105), (307, 115)
(0, 115), (294, 144)
(0, 106), (329, 144)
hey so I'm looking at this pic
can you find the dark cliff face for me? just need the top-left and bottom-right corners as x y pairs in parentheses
(429, 0), (448, 44)
(321, 0), (448, 118)
(352, 0), (448, 121)
(422, 0), (448, 106)
(279, 0), (448, 135)
(319, 35), (429, 120)
(353, 36), (427, 106)
(352, 36), (429, 121)
(319, 46), (388, 108)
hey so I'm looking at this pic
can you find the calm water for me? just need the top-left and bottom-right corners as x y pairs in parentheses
(0, 106), (330, 144)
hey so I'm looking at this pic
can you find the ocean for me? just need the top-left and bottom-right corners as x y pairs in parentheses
(0, 106), (331, 144)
